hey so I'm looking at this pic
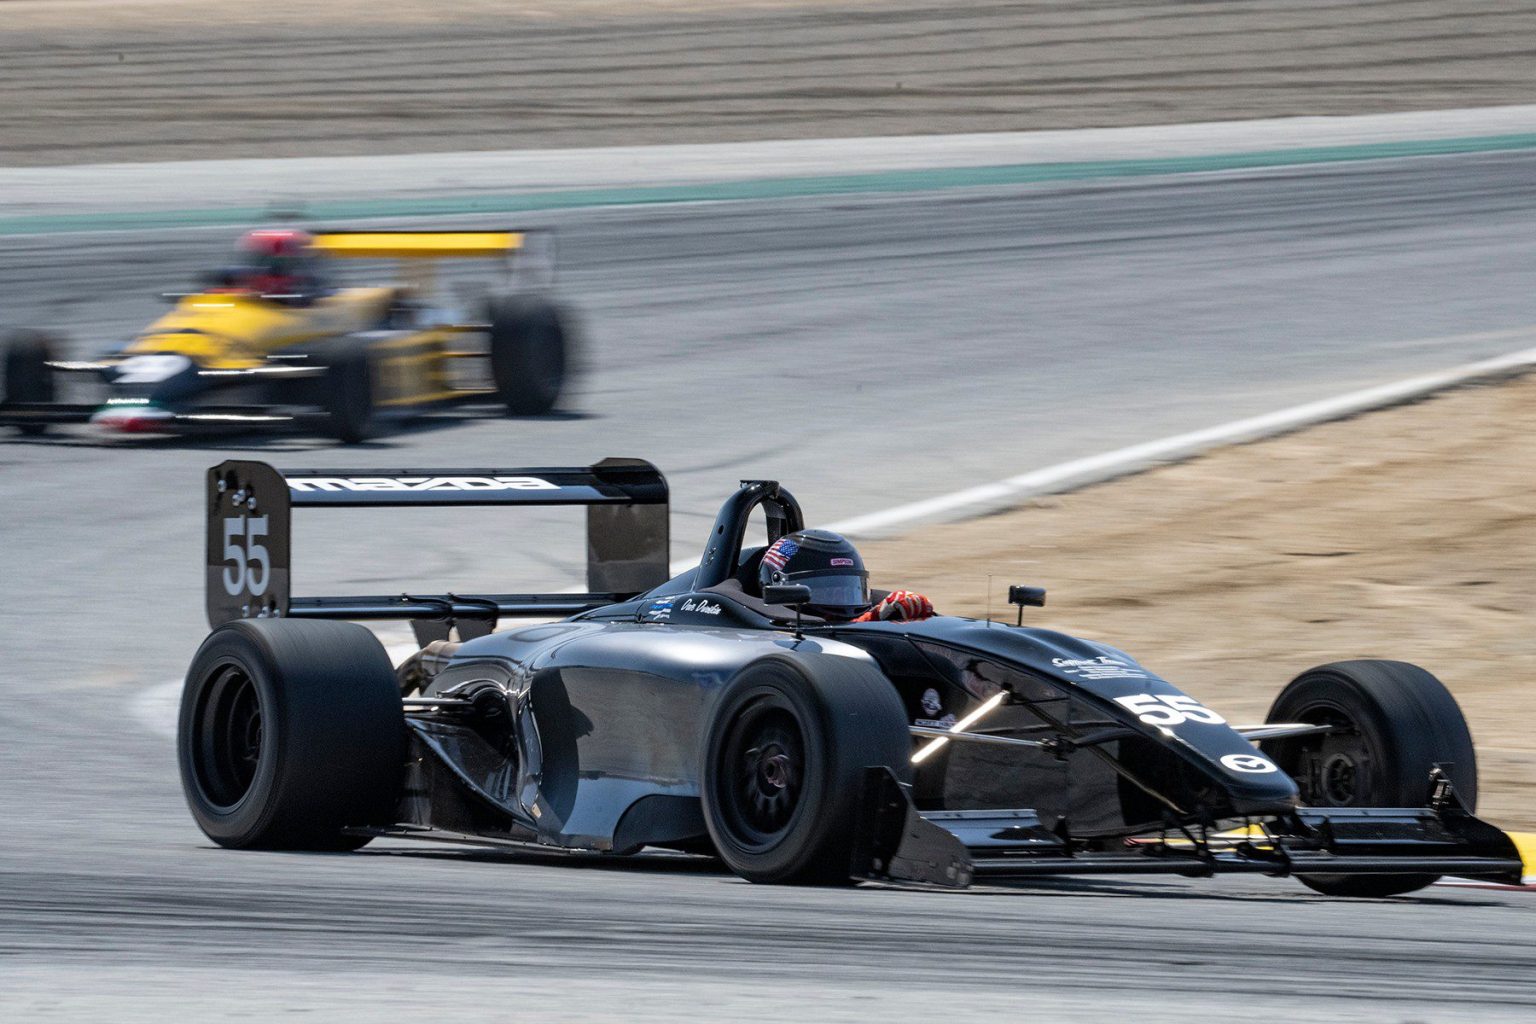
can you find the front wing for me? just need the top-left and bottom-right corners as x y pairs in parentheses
(0, 328), (495, 436)
(856, 768), (1526, 889)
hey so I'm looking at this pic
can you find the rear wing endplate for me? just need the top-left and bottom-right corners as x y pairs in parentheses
(206, 458), (668, 637)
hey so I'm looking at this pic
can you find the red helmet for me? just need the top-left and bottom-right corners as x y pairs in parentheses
(240, 228), (313, 259)
(231, 228), (316, 297)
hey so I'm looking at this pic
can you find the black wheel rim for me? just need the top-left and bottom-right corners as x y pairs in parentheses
(1280, 703), (1373, 807)
(193, 663), (264, 810)
(715, 697), (806, 850)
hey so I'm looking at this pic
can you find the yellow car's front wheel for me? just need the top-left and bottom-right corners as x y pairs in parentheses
(489, 296), (571, 416)
(321, 335), (376, 444)
(2, 329), (59, 436)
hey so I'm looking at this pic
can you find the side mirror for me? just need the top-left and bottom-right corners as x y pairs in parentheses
(763, 583), (812, 640)
(764, 584), (813, 607)
(1008, 585), (1046, 608)
(1007, 584), (1046, 627)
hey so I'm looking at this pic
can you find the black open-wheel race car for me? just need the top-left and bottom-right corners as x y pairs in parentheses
(177, 458), (1525, 895)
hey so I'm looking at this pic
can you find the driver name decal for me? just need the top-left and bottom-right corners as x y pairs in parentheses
(1051, 656), (1147, 680)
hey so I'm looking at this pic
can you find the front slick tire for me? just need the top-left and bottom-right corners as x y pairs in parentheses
(321, 336), (376, 444)
(701, 654), (911, 885)
(3, 329), (58, 435)
(177, 619), (405, 851)
(488, 295), (570, 415)
(1264, 659), (1476, 898)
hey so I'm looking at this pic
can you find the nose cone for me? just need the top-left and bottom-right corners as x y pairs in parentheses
(1212, 753), (1301, 816)
(1228, 784), (1301, 817)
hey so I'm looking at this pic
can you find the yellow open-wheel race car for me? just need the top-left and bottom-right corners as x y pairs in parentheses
(0, 228), (576, 443)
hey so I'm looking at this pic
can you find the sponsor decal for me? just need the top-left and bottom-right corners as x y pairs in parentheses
(287, 475), (558, 493)
(643, 598), (675, 622)
(1221, 753), (1279, 774)
(679, 598), (723, 616)
(915, 714), (958, 729)
(830, 557), (855, 567)
(920, 687), (944, 717)
(1051, 656), (1148, 681)
(761, 537), (799, 573)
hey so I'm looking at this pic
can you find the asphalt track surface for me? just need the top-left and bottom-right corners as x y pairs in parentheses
(5, 151), (1536, 1020)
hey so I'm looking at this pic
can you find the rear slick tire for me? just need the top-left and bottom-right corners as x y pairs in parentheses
(1263, 659), (1476, 898)
(177, 619), (405, 850)
(700, 654), (911, 885)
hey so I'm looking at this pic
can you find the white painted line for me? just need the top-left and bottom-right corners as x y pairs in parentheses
(827, 342), (1536, 539)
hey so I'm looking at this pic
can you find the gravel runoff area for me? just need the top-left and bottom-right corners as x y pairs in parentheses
(3, 1), (1536, 165)
(861, 371), (1536, 831)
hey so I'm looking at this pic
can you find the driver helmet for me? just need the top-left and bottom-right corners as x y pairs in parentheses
(236, 228), (314, 294)
(758, 529), (870, 620)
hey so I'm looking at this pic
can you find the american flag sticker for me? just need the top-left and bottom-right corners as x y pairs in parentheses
(762, 537), (798, 572)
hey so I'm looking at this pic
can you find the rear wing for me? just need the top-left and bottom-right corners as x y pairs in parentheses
(310, 231), (525, 259)
(309, 229), (555, 287)
(205, 458), (667, 639)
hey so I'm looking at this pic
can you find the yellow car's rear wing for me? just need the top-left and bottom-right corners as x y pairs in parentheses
(309, 228), (556, 288)
(310, 231), (524, 259)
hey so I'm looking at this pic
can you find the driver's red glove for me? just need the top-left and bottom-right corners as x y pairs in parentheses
(853, 590), (935, 623)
